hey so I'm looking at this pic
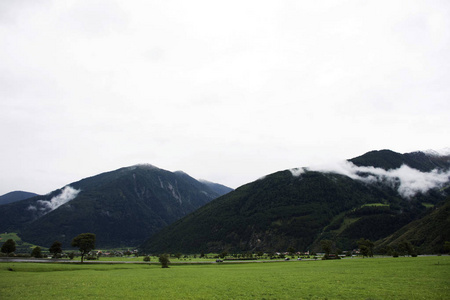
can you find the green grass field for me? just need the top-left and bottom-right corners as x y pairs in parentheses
(0, 232), (40, 253)
(1, 256), (449, 299)
(96, 256), (219, 263)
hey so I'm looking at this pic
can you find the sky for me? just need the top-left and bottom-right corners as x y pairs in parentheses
(1, 0), (449, 195)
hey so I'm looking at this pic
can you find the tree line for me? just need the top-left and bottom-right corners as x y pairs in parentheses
(1, 233), (96, 263)
(3, 234), (450, 266)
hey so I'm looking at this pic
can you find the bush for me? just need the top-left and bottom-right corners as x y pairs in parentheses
(31, 247), (43, 258)
(393, 251), (399, 258)
(158, 254), (170, 268)
(68, 252), (75, 260)
(143, 256), (151, 262)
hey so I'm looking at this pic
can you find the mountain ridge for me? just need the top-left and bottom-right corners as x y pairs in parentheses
(0, 164), (232, 248)
(140, 149), (450, 254)
(0, 191), (38, 205)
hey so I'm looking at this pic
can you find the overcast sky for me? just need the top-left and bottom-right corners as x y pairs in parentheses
(1, 0), (449, 195)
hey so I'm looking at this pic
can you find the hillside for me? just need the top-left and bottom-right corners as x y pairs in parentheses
(140, 150), (450, 254)
(0, 191), (38, 205)
(0, 165), (232, 248)
(376, 197), (450, 254)
(350, 149), (450, 171)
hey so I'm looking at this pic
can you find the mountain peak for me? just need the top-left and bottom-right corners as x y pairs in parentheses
(128, 163), (160, 170)
(423, 148), (450, 157)
(141, 148), (450, 254)
(0, 191), (38, 205)
(0, 165), (232, 248)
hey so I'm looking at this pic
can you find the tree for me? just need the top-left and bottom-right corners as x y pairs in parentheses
(31, 246), (43, 258)
(71, 233), (96, 263)
(49, 241), (63, 258)
(159, 254), (170, 268)
(444, 241), (450, 254)
(397, 240), (415, 257)
(1, 239), (16, 257)
(357, 238), (374, 258)
(287, 246), (296, 256)
(320, 240), (332, 256)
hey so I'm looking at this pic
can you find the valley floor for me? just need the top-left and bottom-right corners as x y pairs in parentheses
(1, 256), (449, 299)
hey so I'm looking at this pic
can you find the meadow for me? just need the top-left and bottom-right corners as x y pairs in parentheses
(1, 256), (449, 299)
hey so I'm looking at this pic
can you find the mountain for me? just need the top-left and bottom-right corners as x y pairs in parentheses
(0, 191), (38, 205)
(0, 164), (232, 248)
(350, 149), (450, 171)
(376, 197), (450, 254)
(140, 150), (450, 254)
(199, 179), (235, 196)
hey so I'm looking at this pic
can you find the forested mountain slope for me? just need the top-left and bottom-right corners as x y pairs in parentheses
(0, 165), (232, 248)
(140, 150), (450, 254)
(376, 196), (450, 254)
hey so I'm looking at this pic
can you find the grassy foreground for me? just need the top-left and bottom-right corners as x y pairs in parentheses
(1, 256), (449, 299)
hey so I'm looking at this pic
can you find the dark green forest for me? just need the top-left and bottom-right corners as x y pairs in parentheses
(0, 165), (232, 248)
(140, 150), (450, 254)
(1, 150), (449, 254)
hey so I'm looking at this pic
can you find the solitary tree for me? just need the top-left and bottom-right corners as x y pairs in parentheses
(357, 238), (374, 258)
(218, 251), (228, 259)
(287, 246), (296, 256)
(1, 239), (16, 257)
(320, 240), (332, 257)
(71, 233), (96, 263)
(159, 254), (170, 268)
(397, 240), (415, 257)
(31, 246), (43, 258)
(49, 241), (63, 258)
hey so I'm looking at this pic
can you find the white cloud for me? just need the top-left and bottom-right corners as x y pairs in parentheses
(27, 186), (80, 214)
(298, 160), (450, 199)
(289, 168), (306, 177)
(424, 148), (450, 156)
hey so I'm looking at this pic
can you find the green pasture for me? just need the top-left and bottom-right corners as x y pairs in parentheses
(96, 256), (218, 263)
(361, 203), (389, 207)
(0, 232), (40, 253)
(1, 256), (449, 299)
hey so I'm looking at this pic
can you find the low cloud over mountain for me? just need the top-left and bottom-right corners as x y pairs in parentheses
(142, 149), (450, 254)
(27, 186), (80, 215)
(292, 160), (450, 198)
